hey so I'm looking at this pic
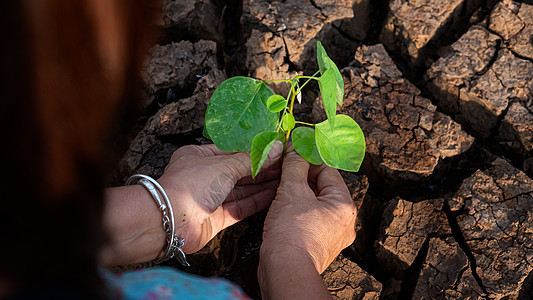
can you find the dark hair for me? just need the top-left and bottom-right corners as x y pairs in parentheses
(0, 0), (157, 297)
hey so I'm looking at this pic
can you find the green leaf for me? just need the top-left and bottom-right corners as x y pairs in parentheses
(316, 41), (344, 106)
(202, 125), (211, 139)
(277, 131), (287, 144)
(317, 41), (327, 74)
(266, 94), (287, 113)
(315, 114), (365, 172)
(251, 131), (278, 178)
(205, 77), (278, 152)
(318, 68), (338, 129)
(292, 126), (324, 165)
(281, 113), (295, 131)
(324, 57), (344, 106)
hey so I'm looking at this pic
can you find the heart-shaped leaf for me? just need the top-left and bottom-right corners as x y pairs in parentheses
(324, 57), (344, 106)
(315, 114), (365, 172)
(292, 126), (324, 165)
(318, 68), (338, 129)
(251, 131), (278, 178)
(317, 41), (327, 73)
(281, 113), (295, 131)
(205, 77), (278, 152)
(266, 94), (287, 113)
(317, 41), (344, 106)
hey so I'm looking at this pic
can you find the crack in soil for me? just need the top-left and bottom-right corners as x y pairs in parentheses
(366, 0), (389, 43)
(396, 235), (430, 299)
(508, 47), (533, 64)
(138, 143), (156, 170)
(486, 12), (533, 65)
(517, 269), (533, 299)
(280, 34), (298, 72)
(309, 0), (327, 19)
(157, 128), (205, 147)
(222, 0), (246, 76)
(442, 200), (489, 296)
(474, 38), (502, 78)
(489, 96), (511, 140)
(451, 262), (470, 290)
(331, 22), (361, 42)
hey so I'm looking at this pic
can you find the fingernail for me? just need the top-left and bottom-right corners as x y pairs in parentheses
(271, 141), (283, 157)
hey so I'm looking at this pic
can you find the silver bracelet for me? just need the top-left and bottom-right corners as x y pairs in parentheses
(126, 174), (190, 266)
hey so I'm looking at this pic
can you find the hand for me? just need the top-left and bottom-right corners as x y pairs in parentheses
(157, 142), (283, 254)
(260, 150), (357, 273)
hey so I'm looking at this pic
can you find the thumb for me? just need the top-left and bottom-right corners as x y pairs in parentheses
(281, 150), (310, 184)
(224, 140), (284, 180)
(261, 140), (284, 169)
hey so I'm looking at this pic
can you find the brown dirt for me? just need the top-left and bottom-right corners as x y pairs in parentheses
(112, 0), (533, 299)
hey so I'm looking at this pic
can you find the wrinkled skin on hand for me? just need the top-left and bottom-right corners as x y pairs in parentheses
(261, 150), (357, 273)
(157, 142), (283, 254)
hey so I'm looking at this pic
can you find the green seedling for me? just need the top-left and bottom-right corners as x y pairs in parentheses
(204, 41), (365, 177)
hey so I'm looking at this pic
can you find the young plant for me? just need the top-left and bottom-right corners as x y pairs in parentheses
(204, 41), (365, 177)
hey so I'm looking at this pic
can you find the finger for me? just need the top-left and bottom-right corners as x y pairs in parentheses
(195, 140), (283, 163)
(220, 152), (252, 182)
(223, 140), (283, 182)
(194, 144), (234, 156)
(310, 164), (350, 202)
(307, 177), (319, 196)
(224, 179), (280, 203)
(237, 168), (281, 186)
(260, 140), (284, 170)
(280, 150), (310, 185)
(212, 189), (277, 233)
(171, 144), (229, 158)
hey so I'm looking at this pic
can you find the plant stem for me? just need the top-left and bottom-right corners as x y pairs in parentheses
(276, 107), (288, 132)
(285, 84), (297, 141)
(295, 121), (315, 127)
(296, 75), (319, 80)
(298, 70), (321, 90)
(263, 79), (292, 84)
(276, 86), (293, 133)
(274, 70), (321, 141)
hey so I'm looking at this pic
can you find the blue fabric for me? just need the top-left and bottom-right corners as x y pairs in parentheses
(101, 267), (250, 300)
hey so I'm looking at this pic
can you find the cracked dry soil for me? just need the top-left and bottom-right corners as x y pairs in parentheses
(112, 0), (533, 299)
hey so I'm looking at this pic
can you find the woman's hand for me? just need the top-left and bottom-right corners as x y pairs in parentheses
(262, 150), (357, 272)
(100, 142), (282, 266)
(258, 150), (357, 299)
(157, 143), (283, 254)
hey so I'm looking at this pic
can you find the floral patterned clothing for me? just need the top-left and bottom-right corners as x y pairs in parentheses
(101, 267), (250, 300)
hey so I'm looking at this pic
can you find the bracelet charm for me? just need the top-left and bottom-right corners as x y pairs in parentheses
(126, 174), (190, 266)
